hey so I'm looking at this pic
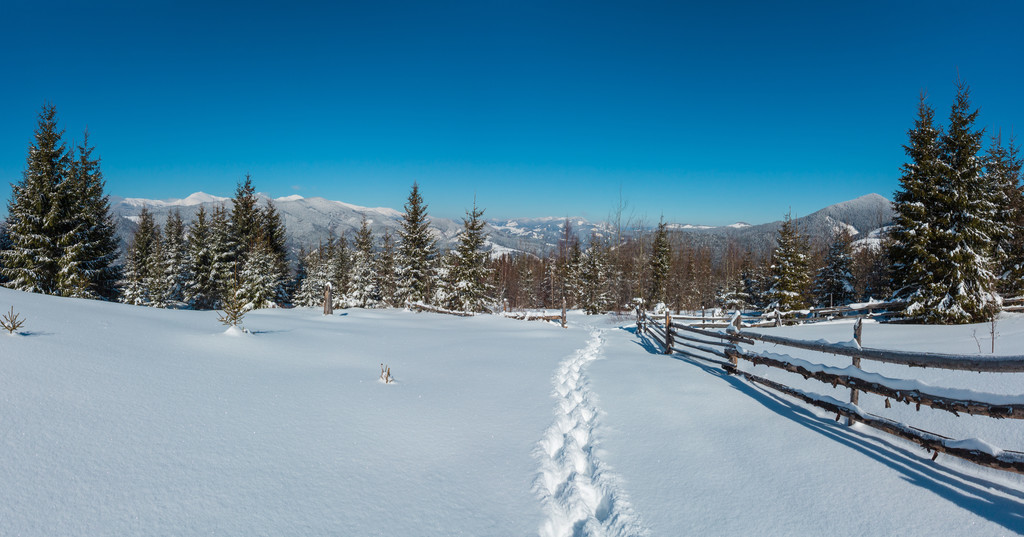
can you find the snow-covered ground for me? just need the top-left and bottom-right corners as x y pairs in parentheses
(2, 287), (1023, 535)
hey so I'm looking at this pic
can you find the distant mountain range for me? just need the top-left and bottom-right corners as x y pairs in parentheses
(109, 192), (894, 258)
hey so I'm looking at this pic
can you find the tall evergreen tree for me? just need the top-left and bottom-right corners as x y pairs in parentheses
(450, 200), (492, 312)
(67, 130), (121, 300)
(376, 230), (398, 307)
(768, 212), (811, 311)
(294, 241), (334, 308)
(209, 205), (236, 307)
(579, 235), (612, 314)
(890, 94), (944, 314)
(261, 199), (291, 304)
(330, 235), (351, 308)
(396, 183), (436, 304)
(987, 133), (1024, 297)
(648, 220), (672, 305)
(346, 217), (382, 308)
(925, 80), (999, 323)
(237, 234), (279, 311)
(2, 104), (71, 294)
(121, 208), (163, 306)
(160, 209), (189, 305)
(230, 174), (261, 263)
(813, 230), (855, 307)
(184, 206), (219, 309)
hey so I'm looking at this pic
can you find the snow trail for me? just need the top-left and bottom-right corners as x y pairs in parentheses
(534, 329), (647, 537)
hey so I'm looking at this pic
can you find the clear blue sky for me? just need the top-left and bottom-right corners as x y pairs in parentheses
(1, 1), (1022, 225)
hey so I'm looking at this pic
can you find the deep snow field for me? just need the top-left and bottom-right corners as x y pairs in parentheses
(2, 286), (1023, 536)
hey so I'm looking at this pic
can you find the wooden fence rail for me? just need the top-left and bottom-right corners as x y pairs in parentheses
(636, 309), (1024, 475)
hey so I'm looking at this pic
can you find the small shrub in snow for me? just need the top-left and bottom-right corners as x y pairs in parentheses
(217, 278), (247, 331)
(1, 306), (26, 334)
(380, 363), (393, 384)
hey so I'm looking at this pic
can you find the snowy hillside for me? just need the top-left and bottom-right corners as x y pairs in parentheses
(2, 287), (1022, 535)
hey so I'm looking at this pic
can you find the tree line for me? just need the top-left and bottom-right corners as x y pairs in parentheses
(3, 86), (1020, 325)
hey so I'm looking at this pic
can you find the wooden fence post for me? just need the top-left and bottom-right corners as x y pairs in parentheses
(664, 311), (673, 354)
(848, 318), (863, 426)
(774, 309), (782, 327)
(323, 283), (333, 316)
(561, 299), (567, 329)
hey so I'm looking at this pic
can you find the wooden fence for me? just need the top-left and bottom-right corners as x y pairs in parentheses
(635, 308), (1024, 475)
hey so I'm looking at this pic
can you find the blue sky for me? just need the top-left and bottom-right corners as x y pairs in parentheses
(1, 1), (1022, 225)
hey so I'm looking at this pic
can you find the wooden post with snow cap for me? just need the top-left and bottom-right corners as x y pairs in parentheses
(561, 299), (567, 329)
(323, 282), (333, 316)
(848, 318), (863, 426)
(664, 311), (673, 354)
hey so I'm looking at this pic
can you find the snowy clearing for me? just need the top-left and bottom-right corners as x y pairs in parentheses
(2, 287), (1023, 535)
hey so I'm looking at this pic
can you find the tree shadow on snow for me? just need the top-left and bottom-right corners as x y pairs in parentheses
(672, 353), (1024, 532)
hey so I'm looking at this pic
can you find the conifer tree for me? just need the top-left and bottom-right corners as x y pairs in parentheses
(925, 80), (999, 323)
(397, 183), (436, 304)
(294, 241), (333, 308)
(209, 205), (236, 307)
(121, 208), (163, 305)
(890, 94), (944, 314)
(768, 212), (811, 311)
(579, 235), (611, 314)
(2, 104), (71, 294)
(230, 174), (260, 263)
(450, 201), (492, 312)
(184, 206), (219, 309)
(66, 130), (121, 300)
(987, 133), (1024, 297)
(346, 217), (382, 308)
(237, 235), (279, 311)
(432, 250), (459, 310)
(330, 235), (351, 308)
(813, 230), (855, 307)
(376, 230), (398, 307)
(160, 209), (189, 305)
(261, 199), (290, 304)
(648, 220), (672, 305)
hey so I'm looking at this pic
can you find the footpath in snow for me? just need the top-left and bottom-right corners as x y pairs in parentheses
(534, 329), (646, 537)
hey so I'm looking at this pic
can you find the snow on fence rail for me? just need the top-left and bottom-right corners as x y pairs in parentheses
(634, 308), (1024, 475)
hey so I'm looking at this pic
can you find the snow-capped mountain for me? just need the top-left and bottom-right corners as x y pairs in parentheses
(108, 192), (893, 258)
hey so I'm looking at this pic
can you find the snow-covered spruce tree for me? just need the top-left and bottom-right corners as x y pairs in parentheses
(294, 241), (333, 308)
(431, 250), (459, 310)
(230, 174), (260, 263)
(717, 278), (751, 312)
(376, 230), (398, 307)
(346, 217), (382, 308)
(0, 221), (10, 285)
(579, 235), (612, 314)
(648, 220), (671, 305)
(335, 235), (356, 307)
(160, 209), (189, 305)
(121, 207), (163, 306)
(987, 133), (1024, 297)
(450, 201), (493, 312)
(889, 94), (944, 317)
(209, 205), (236, 307)
(924, 80), (1000, 324)
(237, 234), (279, 311)
(813, 230), (855, 307)
(2, 104), (71, 294)
(555, 218), (581, 308)
(184, 206), (219, 309)
(396, 183), (436, 305)
(68, 131), (120, 299)
(261, 200), (291, 305)
(767, 212), (811, 312)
